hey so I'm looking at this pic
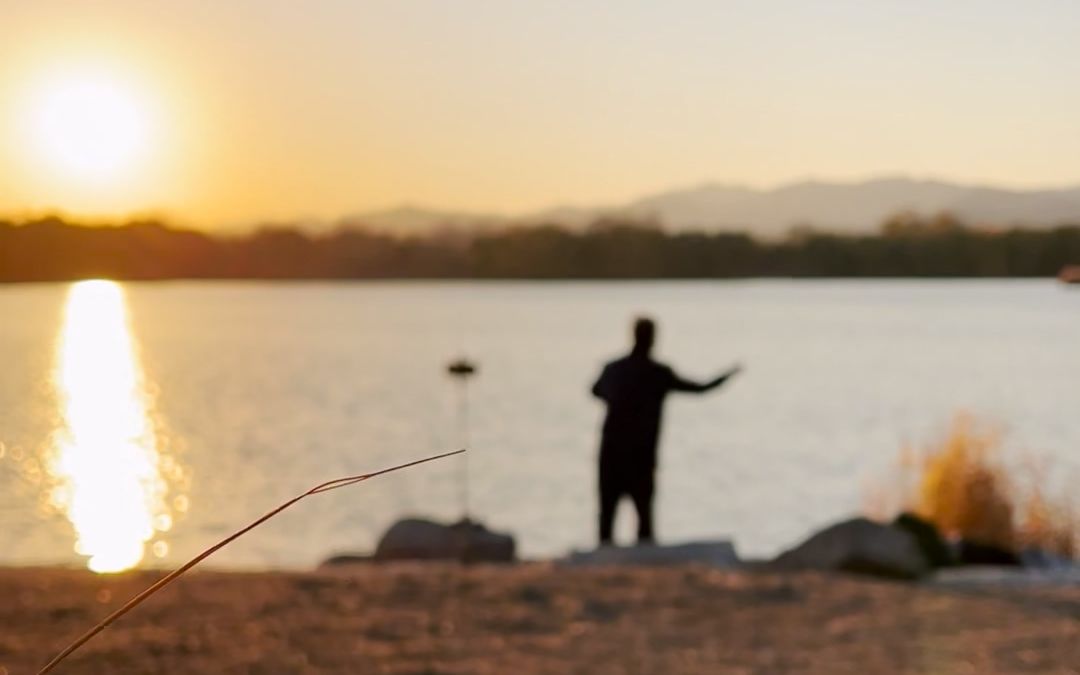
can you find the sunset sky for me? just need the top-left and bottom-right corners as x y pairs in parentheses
(3, 1), (1080, 228)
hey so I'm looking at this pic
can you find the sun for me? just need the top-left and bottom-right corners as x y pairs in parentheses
(25, 68), (154, 183)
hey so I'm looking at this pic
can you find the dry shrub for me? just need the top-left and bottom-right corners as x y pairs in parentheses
(1016, 462), (1078, 559)
(913, 415), (1015, 549)
(872, 413), (1077, 559)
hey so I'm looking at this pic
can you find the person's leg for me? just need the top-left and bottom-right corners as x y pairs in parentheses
(598, 465), (620, 545)
(631, 472), (655, 544)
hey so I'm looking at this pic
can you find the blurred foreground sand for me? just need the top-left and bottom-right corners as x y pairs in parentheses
(2, 564), (1077, 674)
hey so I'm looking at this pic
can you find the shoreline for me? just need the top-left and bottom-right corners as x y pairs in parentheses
(3, 563), (1077, 674)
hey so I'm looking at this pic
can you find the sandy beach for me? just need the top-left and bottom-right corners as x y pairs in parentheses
(2, 564), (1077, 674)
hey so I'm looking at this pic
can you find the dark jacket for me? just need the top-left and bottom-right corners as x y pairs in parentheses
(592, 352), (730, 471)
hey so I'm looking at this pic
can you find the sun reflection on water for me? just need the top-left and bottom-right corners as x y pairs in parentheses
(49, 280), (178, 573)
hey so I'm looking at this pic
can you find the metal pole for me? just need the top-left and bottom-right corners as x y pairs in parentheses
(447, 358), (477, 523)
(457, 377), (470, 521)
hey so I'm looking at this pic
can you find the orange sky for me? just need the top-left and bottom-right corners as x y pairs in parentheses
(3, 1), (1080, 228)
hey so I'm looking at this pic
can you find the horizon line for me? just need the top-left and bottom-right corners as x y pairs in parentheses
(7, 171), (1080, 231)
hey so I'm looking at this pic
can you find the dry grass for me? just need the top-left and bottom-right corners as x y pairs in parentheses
(4, 565), (1079, 674)
(871, 413), (1078, 559)
(36, 449), (465, 675)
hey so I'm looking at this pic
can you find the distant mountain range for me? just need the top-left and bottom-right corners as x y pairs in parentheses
(343, 177), (1080, 237)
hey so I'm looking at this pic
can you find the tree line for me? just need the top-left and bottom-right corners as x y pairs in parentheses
(2, 212), (1080, 282)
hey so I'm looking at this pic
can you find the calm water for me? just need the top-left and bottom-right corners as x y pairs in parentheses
(1, 280), (1078, 570)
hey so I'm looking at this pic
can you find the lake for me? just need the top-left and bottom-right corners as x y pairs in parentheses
(1, 280), (1078, 570)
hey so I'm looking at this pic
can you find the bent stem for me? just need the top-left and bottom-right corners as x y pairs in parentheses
(38, 448), (466, 674)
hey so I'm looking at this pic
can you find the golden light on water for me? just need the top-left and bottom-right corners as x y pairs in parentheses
(49, 280), (177, 573)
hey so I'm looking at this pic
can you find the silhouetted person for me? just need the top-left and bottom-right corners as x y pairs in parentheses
(591, 317), (741, 545)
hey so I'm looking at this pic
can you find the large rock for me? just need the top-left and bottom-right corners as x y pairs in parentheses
(772, 517), (930, 580)
(562, 541), (740, 567)
(374, 518), (516, 563)
(893, 512), (954, 569)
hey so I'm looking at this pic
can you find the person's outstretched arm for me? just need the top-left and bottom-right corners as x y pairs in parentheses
(669, 364), (743, 393)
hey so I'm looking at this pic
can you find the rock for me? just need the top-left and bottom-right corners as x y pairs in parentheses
(956, 539), (1021, 567)
(933, 565), (1080, 588)
(772, 517), (930, 580)
(892, 512), (954, 568)
(1020, 547), (1075, 571)
(562, 541), (740, 567)
(373, 518), (516, 563)
(319, 554), (372, 568)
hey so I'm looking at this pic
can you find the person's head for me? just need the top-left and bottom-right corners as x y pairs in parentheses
(632, 316), (655, 355)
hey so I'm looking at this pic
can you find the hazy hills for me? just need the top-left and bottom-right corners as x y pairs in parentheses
(345, 177), (1080, 236)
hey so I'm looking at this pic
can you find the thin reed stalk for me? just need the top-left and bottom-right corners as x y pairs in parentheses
(38, 448), (465, 674)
